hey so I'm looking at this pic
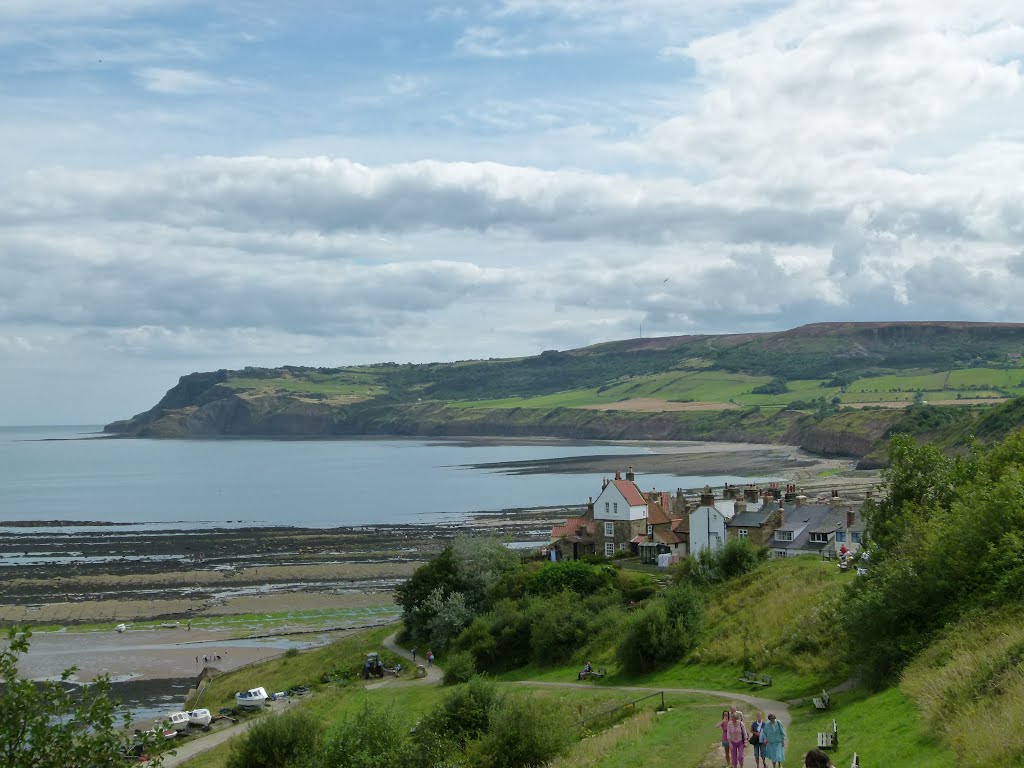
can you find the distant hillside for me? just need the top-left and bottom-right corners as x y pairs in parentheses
(106, 322), (1024, 461)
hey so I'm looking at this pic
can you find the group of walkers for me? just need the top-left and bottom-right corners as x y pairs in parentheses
(719, 707), (785, 768)
(717, 707), (839, 768)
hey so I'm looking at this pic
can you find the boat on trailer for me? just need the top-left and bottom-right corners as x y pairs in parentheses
(187, 708), (212, 728)
(235, 687), (268, 709)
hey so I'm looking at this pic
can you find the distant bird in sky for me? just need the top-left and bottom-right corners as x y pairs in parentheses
(662, 277), (670, 283)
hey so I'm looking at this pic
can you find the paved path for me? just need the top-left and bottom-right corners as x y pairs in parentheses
(160, 698), (297, 768)
(156, 636), (786, 768)
(514, 681), (790, 768)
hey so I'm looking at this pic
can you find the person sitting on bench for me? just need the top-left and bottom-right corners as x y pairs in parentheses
(578, 661), (593, 680)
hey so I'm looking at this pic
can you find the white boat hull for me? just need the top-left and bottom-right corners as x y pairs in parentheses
(235, 687), (268, 709)
(166, 712), (190, 732)
(187, 708), (212, 728)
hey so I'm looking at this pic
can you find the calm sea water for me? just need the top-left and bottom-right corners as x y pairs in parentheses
(0, 426), (766, 529)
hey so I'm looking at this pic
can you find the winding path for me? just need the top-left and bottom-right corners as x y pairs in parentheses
(162, 635), (789, 767)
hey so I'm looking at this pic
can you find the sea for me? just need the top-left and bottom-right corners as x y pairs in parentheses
(0, 425), (769, 530)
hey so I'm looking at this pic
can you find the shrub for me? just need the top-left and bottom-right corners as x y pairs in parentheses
(466, 693), (574, 768)
(527, 560), (615, 597)
(421, 676), (503, 749)
(443, 652), (477, 686)
(616, 569), (658, 602)
(530, 591), (591, 665)
(452, 599), (535, 672)
(615, 588), (702, 674)
(227, 709), (322, 768)
(313, 702), (409, 768)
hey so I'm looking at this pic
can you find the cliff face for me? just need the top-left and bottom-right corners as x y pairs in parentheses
(105, 321), (1024, 462)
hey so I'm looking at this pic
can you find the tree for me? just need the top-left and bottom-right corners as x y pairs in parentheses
(0, 627), (161, 768)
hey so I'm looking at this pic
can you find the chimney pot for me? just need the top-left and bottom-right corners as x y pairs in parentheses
(615, 470), (621, 481)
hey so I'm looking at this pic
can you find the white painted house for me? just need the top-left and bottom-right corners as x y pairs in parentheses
(593, 469), (648, 557)
(688, 488), (730, 556)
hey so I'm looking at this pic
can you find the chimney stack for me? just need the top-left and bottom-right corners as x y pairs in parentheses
(795, 494), (806, 507)
(735, 498), (747, 514)
(626, 466), (635, 482)
(784, 483), (797, 504)
(847, 510), (856, 528)
(744, 486), (759, 503)
(777, 503), (785, 526)
(700, 485), (716, 507)
(615, 470), (621, 481)
(587, 497), (594, 515)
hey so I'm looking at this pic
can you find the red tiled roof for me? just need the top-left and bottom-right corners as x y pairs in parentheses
(654, 528), (683, 545)
(630, 534), (647, 544)
(671, 516), (690, 534)
(612, 479), (647, 506)
(647, 501), (670, 525)
(551, 518), (594, 539)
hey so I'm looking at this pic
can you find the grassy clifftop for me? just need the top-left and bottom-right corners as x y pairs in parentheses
(106, 322), (1024, 460)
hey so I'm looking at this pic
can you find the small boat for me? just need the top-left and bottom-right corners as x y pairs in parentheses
(162, 728), (177, 740)
(187, 709), (212, 728)
(166, 711), (190, 732)
(235, 687), (268, 709)
(115, 623), (127, 633)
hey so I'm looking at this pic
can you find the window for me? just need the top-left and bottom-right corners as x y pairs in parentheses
(851, 532), (862, 544)
(618, 543), (626, 550)
(613, 502), (618, 514)
(738, 529), (748, 538)
(809, 532), (828, 544)
(775, 530), (793, 542)
(836, 531), (846, 542)
(604, 522), (614, 538)
(605, 502), (609, 514)
(647, 524), (653, 535)
(604, 543), (615, 557)
(775, 549), (788, 558)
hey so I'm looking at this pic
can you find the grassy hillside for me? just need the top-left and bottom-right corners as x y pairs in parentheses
(106, 322), (1024, 460)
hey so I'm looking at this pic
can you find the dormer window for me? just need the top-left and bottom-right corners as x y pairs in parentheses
(809, 532), (829, 544)
(775, 530), (793, 542)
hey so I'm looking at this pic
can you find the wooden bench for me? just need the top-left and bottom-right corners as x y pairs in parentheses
(739, 670), (773, 687)
(817, 719), (838, 750)
(812, 689), (831, 710)
(850, 753), (859, 768)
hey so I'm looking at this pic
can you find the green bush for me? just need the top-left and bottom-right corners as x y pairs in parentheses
(673, 538), (766, 587)
(422, 676), (503, 749)
(529, 591), (591, 665)
(615, 587), (702, 674)
(526, 560), (615, 597)
(313, 702), (409, 768)
(443, 652), (477, 686)
(616, 569), (658, 602)
(466, 694), (574, 768)
(452, 599), (535, 673)
(227, 709), (322, 768)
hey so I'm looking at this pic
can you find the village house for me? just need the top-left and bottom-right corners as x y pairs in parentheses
(768, 491), (859, 559)
(550, 474), (866, 565)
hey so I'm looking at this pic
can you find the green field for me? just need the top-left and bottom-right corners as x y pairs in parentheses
(225, 371), (384, 399)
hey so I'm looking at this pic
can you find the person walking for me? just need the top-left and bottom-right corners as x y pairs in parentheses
(426, 649), (434, 666)
(726, 712), (747, 768)
(718, 709), (731, 767)
(411, 647), (417, 662)
(750, 710), (768, 768)
(763, 712), (786, 767)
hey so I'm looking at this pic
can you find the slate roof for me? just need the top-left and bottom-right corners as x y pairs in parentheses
(771, 505), (852, 552)
(729, 510), (772, 527)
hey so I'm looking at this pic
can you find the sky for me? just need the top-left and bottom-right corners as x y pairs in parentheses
(2, 1), (1024, 424)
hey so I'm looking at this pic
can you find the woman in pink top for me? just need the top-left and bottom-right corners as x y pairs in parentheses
(726, 712), (747, 768)
(718, 709), (731, 766)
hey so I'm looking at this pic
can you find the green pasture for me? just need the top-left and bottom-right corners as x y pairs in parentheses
(225, 372), (384, 398)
